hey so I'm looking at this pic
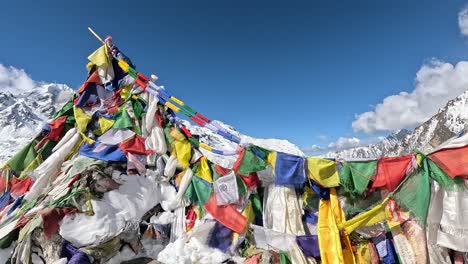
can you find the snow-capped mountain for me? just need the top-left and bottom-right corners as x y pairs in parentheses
(327, 89), (468, 159)
(0, 82), (73, 163)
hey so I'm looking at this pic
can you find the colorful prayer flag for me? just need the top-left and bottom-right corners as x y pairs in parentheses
(79, 142), (127, 162)
(371, 155), (414, 192)
(307, 157), (339, 187)
(339, 160), (377, 198)
(213, 171), (239, 205)
(233, 146), (269, 175)
(429, 145), (468, 179)
(184, 175), (212, 206)
(274, 152), (306, 186)
(203, 195), (247, 234)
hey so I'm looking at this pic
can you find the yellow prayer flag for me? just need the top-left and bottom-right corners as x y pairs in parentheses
(78, 131), (95, 145)
(170, 96), (185, 106)
(416, 154), (423, 167)
(118, 59), (130, 72)
(169, 128), (186, 141)
(338, 197), (389, 234)
(267, 151), (277, 171)
(120, 85), (133, 99)
(165, 102), (180, 112)
(199, 143), (213, 152)
(73, 106), (92, 133)
(173, 140), (192, 168)
(318, 188), (356, 264)
(98, 116), (115, 135)
(87, 45), (109, 68)
(354, 241), (371, 264)
(195, 156), (213, 183)
(307, 157), (340, 187)
(175, 170), (186, 187)
(242, 200), (255, 223)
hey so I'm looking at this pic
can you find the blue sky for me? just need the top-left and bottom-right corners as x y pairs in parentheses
(1, 0), (468, 153)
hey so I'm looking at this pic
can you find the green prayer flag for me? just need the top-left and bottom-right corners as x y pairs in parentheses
(250, 193), (262, 217)
(393, 159), (431, 225)
(53, 101), (74, 119)
(427, 158), (464, 191)
(339, 160), (377, 199)
(113, 109), (133, 129)
(7, 140), (39, 175)
(184, 175), (212, 206)
(131, 99), (144, 121)
(188, 137), (200, 148)
(236, 146), (269, 175)
(209, 163), (223, 182)
(53, 101), (76, 126)
(280, 252), (292, 264)
(236, 175), (247, 196)
(164, 125), (174, 146)
(35, 140), (56, 161)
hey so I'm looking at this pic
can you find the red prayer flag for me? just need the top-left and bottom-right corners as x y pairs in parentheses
(190, 116), (205, 126)
(119, 135), (153, 155)
(137, 72), (150, 82)
(0, 176), (7, 193)
(36, 116), (68, 150)
(135, 78), (147, 89)
(429, 145), (468, 179)
(40, 207), (79, 239)
(240, 172), (260, 189)
(156, 111), (165, 127)
(77, 71), (101, 93)
(186, 206), (197, 232)
(180, 126), (193, 138)
(371, 155), (414, 192)
(195, 113), (211, 123)
(67, 174), (82, 187)
(232, 148), (246, 174)
(203, 195), (248, 234)
(214, 164), (231, 176)
(10, 177), (34, 196)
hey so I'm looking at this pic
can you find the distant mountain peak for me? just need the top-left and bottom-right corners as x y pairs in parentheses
(0, 82), (73, 163)
(327, 89), (468, 159)
(388, 129), (411, 140)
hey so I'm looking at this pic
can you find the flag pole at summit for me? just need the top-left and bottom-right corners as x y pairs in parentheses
(87, 27), (105, 45)
(85, 28), (243, 147)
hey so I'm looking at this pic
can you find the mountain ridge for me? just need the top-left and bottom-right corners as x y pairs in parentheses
(0, 82), (73, 163)
(326, 89), (468, 159)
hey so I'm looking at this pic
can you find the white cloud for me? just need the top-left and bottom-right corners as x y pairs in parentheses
(352, 60), (468, 134)
(303, 136), (379, 155)
(0, 64), (36, 94)
(459, 7), (468, 36)
(327, 137), (363, 151)
(302, 144), (324, 154)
